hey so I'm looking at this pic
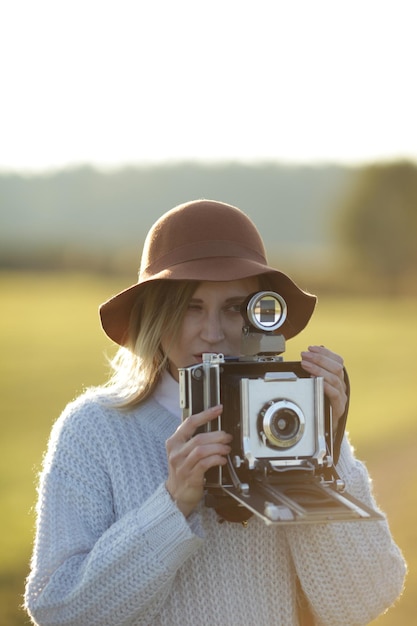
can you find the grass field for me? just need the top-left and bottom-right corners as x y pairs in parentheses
(1, 271), (415, 625)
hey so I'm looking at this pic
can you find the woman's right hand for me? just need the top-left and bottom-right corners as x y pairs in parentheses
(165, 405), (232, 518)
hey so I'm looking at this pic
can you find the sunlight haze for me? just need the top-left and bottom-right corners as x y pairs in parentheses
(1, 0), (416, 171)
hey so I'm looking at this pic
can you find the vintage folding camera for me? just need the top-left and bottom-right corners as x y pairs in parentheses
(179, 291), (383, 525)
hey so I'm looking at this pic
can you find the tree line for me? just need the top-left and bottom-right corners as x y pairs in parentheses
(1, 160), (416, 293)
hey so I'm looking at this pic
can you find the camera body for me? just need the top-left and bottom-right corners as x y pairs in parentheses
(180, 356), (330, 477)
(179, 291), (383, 525)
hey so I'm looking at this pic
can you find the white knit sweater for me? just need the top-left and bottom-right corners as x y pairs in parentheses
(25, 383), (406, 626)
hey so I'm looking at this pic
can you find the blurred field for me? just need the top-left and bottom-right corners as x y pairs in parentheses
(1, 271), (415, 625)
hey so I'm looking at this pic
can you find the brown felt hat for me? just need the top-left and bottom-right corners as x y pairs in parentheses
(99, 199), (317, 346)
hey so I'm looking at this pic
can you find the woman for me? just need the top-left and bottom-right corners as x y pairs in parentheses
(25, 199), (406, 625)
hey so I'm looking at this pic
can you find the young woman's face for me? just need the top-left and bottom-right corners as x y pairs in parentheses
(162, 278), (259, 381)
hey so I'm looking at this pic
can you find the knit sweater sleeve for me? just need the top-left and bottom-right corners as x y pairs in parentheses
(285, 435), (406, 626)
(25, 397), (204, 626)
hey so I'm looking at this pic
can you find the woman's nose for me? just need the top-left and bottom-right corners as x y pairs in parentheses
(200, 312), (225, 343)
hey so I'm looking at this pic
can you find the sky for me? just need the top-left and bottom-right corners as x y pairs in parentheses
(1, 0), (417, 172)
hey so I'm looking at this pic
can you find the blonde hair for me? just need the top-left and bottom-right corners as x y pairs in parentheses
(104, 274), (271, 409)
(104, 279), (198, 409)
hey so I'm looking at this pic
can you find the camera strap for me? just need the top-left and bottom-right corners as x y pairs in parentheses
(333, 367), (350, 465)
(296, 368), (351, 626)
(296, 575), (316, 625)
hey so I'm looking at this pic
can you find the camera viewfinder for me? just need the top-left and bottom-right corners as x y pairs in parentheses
(244, 291), (287, 332)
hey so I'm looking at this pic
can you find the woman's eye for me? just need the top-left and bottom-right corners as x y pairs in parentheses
(226, 304), (243, 314)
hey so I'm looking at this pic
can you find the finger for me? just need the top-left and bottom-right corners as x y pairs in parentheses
(323, 382), (347, 425)
(166, 439), (231, 517)
(300, 347), (347, 421)
(301, 357), (346, 399)
(166, 412), (231, 460)
(303, 345), (344, 366)
(192, 431), (233, 447)
(301, 349), (344, 379)
(168, 440), (231, 495)
(186, 441), (232, 471)
(170, 430), (233, 466)
(178, 405), (224, 442)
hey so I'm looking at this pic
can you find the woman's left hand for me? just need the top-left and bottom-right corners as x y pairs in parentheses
(301, 345), (347, 428)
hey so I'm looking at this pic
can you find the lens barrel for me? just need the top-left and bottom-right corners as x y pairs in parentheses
(261, 399), (305, 449)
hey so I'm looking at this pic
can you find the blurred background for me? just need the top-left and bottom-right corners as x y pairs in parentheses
(1, 0), (416, 623)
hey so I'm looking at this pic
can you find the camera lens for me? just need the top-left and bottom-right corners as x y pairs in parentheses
(260, 399), (305, 449)
(270, 408), (299, 440)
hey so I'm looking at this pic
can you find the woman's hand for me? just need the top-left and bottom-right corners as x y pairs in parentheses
(165, 405), (232, 518)
(301, 345), (347, 428)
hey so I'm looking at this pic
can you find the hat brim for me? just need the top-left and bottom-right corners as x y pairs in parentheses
(99, 257), (317, 346)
